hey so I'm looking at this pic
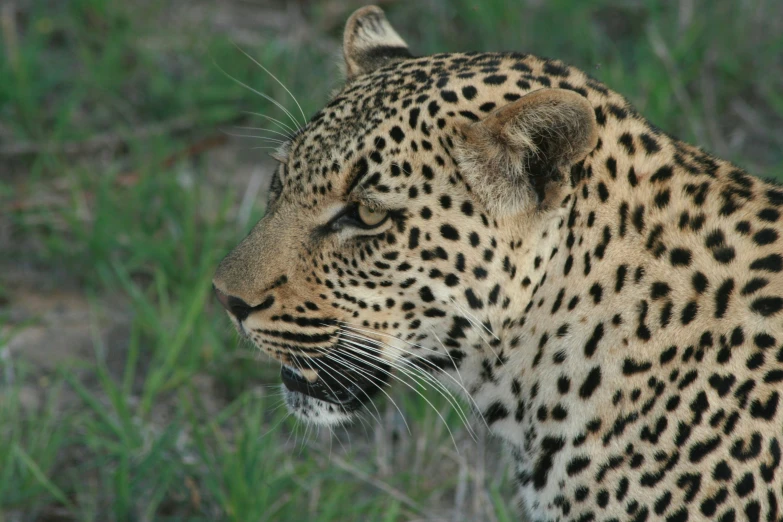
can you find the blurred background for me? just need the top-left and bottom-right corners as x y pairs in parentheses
(1, 0), (782, 520)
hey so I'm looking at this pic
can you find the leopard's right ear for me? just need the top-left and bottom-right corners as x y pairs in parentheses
(343, 6), (411, 80)
(455, 88), (598, 217)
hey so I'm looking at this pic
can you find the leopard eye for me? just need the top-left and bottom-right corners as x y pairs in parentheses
(357, 204), (388, 227)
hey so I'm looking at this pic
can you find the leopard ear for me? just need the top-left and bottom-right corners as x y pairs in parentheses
(455, 88), (598, 217)
(343, 6), (412, 80)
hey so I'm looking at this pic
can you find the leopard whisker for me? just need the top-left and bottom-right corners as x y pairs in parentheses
(336, 329), (476, 429)
(338, 344), (478, 442)
(337, 322), (480, 413)
(449, 297), (500, 341)
(332, 344), (462, 453)
(426, 328), (490, 429)
(308, 352), (384, 427)
(234, 126), (296, 140)
(213, 60), (303, 133)
(335, 337), (467, 447)
(337, 322), (474, 389)
(222, 132), (289, 144)
(337, 321), (440, 357)
(243, 111), (299, 137)
(337, 332), (478, 440)
(298, 413), (313, 455)
(313, 345), (412, 436)
(233, 43), (308, 127)
(448, 298), (510, 375)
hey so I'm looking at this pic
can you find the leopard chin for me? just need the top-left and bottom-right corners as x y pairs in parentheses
(282, 387), (353, 426)
(279, 363), (388, 425)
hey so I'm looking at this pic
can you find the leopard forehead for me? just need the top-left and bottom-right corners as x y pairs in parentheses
(278, 52), (602, 202)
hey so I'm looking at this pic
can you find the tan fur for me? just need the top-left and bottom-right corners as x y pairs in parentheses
(455, 88), (598, 217)
(343, 6), (409, 79)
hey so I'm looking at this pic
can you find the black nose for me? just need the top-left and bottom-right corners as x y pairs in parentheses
(213, 287), (252, 322)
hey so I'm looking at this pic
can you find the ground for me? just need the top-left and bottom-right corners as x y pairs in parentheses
(1, 0), (782, 521)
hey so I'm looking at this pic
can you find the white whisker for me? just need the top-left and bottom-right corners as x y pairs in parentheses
(313, 346), (411, 436)
(260, 410), (292, 440)
(234, 126), (295, 140)
(308, 354), (384, 427)
(243, 111), (299, 136)
(448, 298), (509, 377)
(449, 297), (499, 340)
(299, 415), (312, 455)
(222, 132), (288, 144)
(336, 332), (476, 440)
(233, 43), (308, 127)
(337, 322), (481, 411)
(333, 337), (462, 450)
(427, 328), (489, 429)
(213, 60), (302, 133)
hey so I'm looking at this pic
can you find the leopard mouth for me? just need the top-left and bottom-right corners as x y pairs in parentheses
(280, 351), (390, 409)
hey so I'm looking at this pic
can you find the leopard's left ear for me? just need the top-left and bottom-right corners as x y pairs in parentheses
(343, 6), (412, 80)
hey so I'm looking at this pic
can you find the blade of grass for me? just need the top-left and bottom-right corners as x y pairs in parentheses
(13, 444), (73, 509)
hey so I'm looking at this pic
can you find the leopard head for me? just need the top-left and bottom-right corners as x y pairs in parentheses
(212, 5), (597, 425)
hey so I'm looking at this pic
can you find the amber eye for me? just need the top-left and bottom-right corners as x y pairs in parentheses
(356, 204), (388, 227)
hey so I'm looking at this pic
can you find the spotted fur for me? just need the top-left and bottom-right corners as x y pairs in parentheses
(213, 6), (783, 521)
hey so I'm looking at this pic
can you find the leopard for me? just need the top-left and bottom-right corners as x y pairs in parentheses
(212, 6), (783, 521)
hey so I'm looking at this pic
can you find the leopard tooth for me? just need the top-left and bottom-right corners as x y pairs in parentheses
(298, 367), (319, 382)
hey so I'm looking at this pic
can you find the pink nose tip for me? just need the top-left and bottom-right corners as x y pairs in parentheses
(213, 286), (231, 309)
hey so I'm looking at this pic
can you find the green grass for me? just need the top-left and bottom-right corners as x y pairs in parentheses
(1, 0), (783, 520)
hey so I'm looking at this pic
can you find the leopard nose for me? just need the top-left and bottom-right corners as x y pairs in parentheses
(213, 286), (252, 322)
